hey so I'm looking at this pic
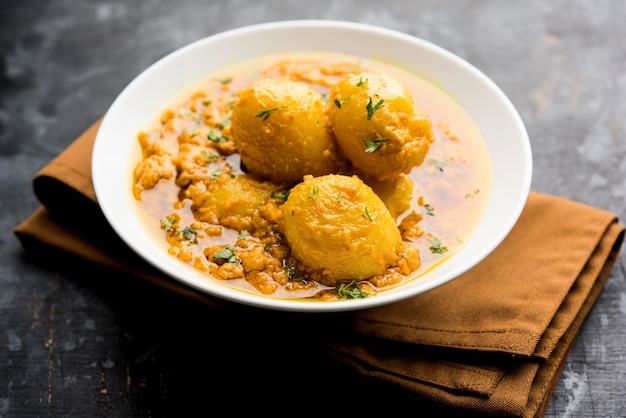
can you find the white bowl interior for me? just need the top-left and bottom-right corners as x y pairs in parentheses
(92, 20), (532, 312)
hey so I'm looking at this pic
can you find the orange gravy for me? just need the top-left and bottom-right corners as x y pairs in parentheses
(132, 51), (492, 300)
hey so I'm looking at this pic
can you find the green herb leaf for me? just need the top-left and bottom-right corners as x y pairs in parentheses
(270, 190), (290, 200)
(182, 227), (198, 240)
(307, 187), (319, 200)
(213, 245), (241, 264)
(366, 97), (384, 120)
(220, 110), (232, 128)
(425, 204), (435, 216)
(333, 97), (351, 108)
(285, 263), (304, 281)
(202, 151), (219, 163)
(356, 77), (368, 87)
(201, 150), (219, 163)
(363, 137), (389, 152)
(337, 280), (371, 299)
(430, 158), (447, 172)
(363, 206), (373, 222)
(179, 108), (202, 124)
(160, 217), (175, 232)
(207, 129), (226, 143)
(255, 105), (287, 121)
(175, 226), (198, 245)
(429, 237), (448, 254)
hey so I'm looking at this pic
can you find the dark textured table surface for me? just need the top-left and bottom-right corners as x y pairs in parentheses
(2, 1), (625, 416)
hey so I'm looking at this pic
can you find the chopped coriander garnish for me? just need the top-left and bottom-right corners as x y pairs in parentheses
(337, 192), (342, 202)
(429, 237), (448, 254)
(263, 244), (271, 251)
(175, 226), (198, 245)
(270, 190), (290, 200)
(285, 263), (304, 281)
(220, 110), (232, 128)
(366, 97), (385, 120)
(363, 206), (373, 222)
(255, 105), (287, 121)
(425, 204), (435, 216)
(238, 230), (249, 239)
(217, 76), (232, 84)
(356, 77), (368, 87)
(337, 280), (371, 299)
(207, 129), (226, 143)
(307, 187), (318, 200)
(160, 217), (175, 232)
(201, 150), (219, 163)
(363, 137), (389, 152)
(333, 97), (351, 108)
(210, 171), (224, 179)
(179, 108), (202, 124)
(181, 227), (197, 240)
(430, 158), (447, 172)
(213, 245), (241, 264)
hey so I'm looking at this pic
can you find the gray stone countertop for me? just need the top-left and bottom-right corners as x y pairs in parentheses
(1, 1), (625, 416)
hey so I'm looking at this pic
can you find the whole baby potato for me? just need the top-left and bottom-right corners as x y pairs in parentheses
(327, 70), (435, 180)
(231, 78), (341, 184)
(362, 173), (414, 219)
(280, 174), (404, 285)
(193, 174), (279, 232)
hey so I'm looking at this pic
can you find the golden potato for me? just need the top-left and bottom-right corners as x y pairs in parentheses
(193, 174), (278, 232)
(362, 173), (414, 219)
(231, 78), (341, 183)
(327, 70), (435, 180)
(279, 174), (404, 285)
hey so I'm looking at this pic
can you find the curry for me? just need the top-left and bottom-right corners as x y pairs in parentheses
(131, 51), (491, 301)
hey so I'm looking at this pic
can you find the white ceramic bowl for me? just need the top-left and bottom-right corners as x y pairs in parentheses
(92, 20), (532, 312)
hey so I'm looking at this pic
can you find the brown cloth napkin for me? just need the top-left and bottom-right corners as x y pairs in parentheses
(14, 119), (624, 417)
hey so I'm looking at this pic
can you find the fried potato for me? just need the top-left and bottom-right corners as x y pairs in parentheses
(362, 173), (414, 219)
(231, 78), (341, 183)
(193, 174), (279, 232)
(327, 70), (435, 180)
(279, 174), (403, 285)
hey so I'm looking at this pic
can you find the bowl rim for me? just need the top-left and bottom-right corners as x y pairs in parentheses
(92, 19), (532, 312)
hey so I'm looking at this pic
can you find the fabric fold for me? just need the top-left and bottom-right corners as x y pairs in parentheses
(13, 119), (625, 418)
(340, 193), (622, 359)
